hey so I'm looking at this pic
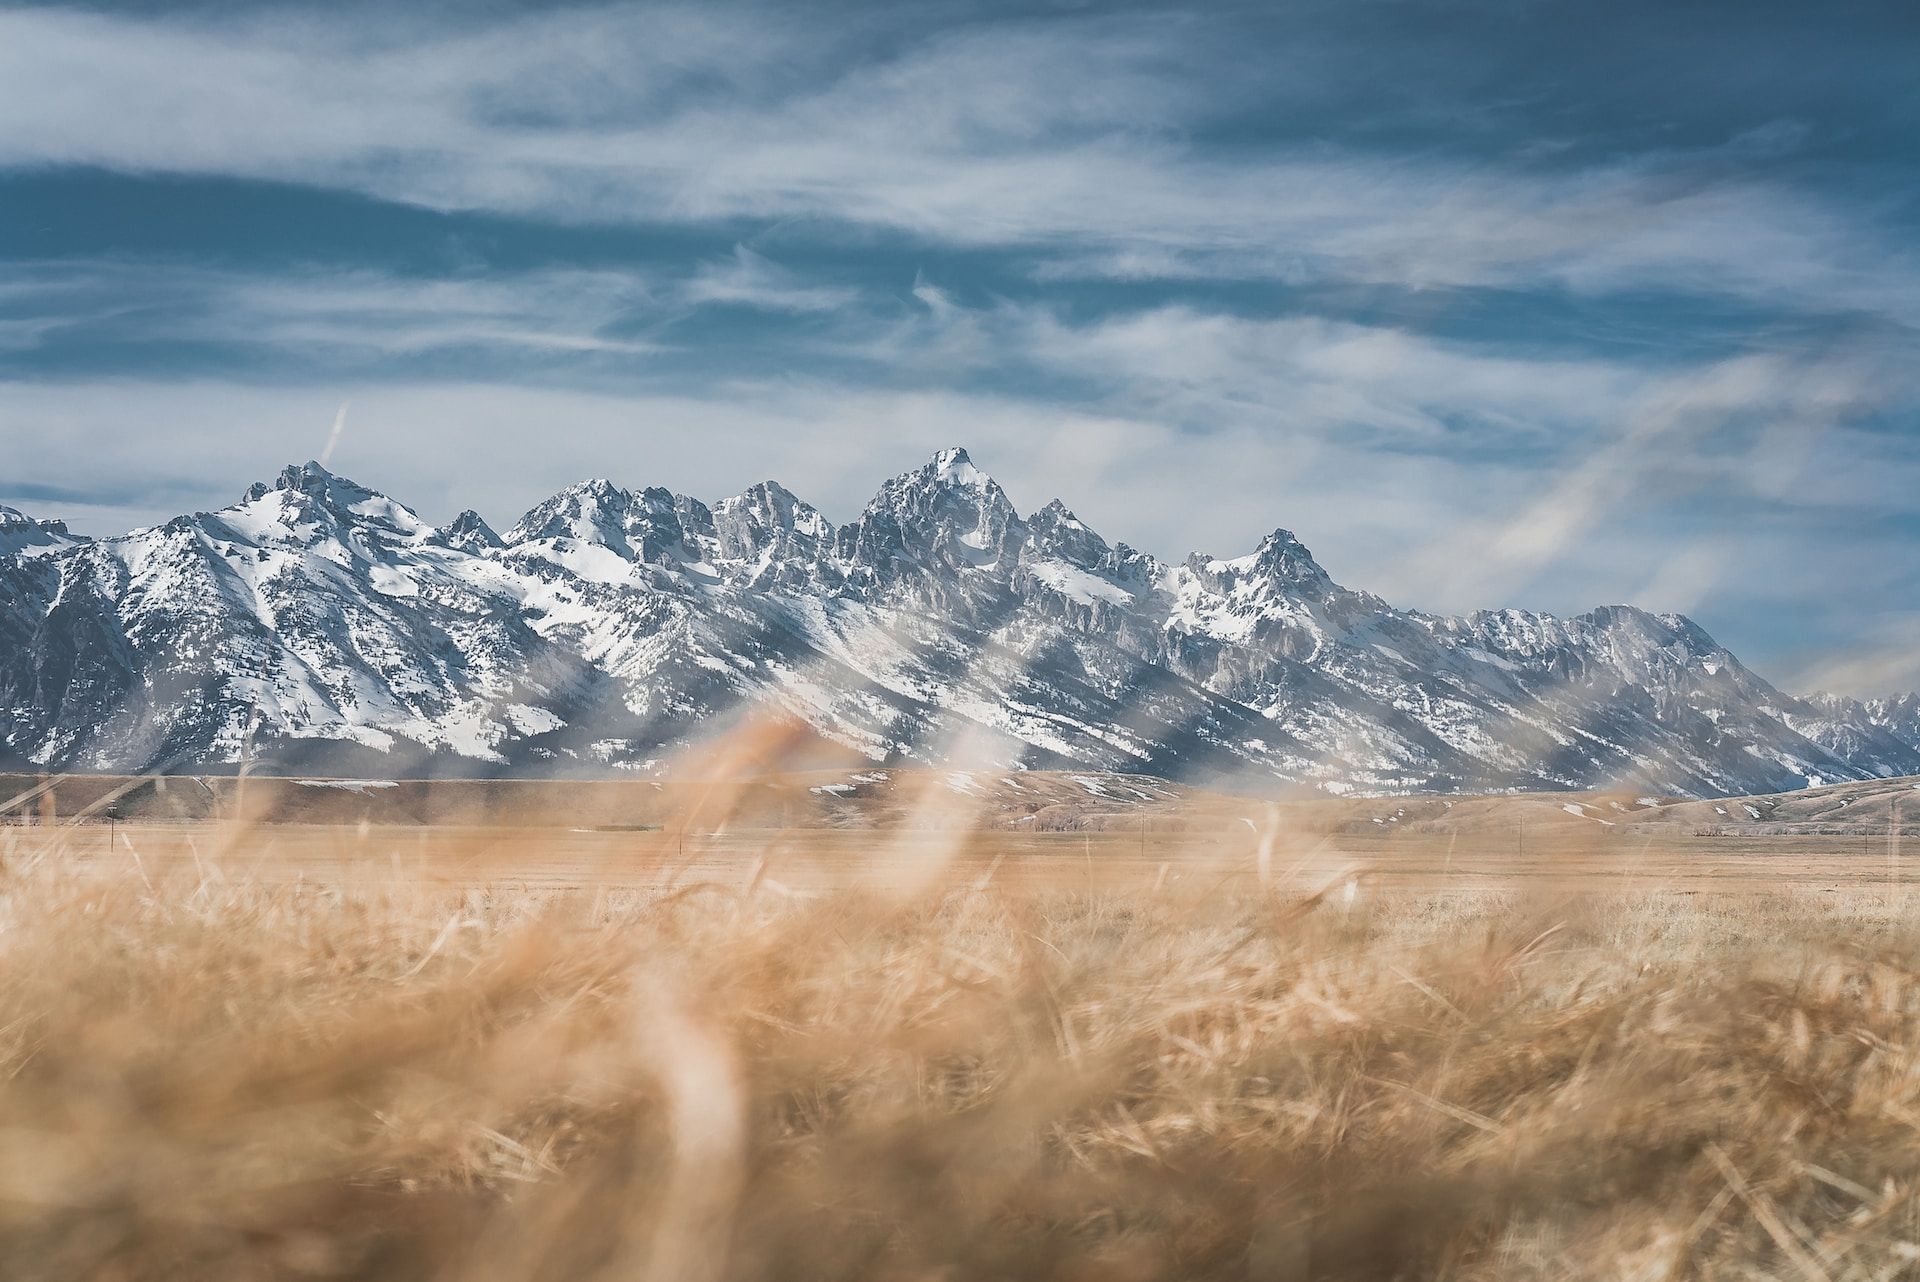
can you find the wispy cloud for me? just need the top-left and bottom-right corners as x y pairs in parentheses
(0, 259), (665, 360)
(681, 246), (864, 314)
(1, 5), (1914, 324)
(1404, 348), (1916, 608)
(1, 254), (1668, 452)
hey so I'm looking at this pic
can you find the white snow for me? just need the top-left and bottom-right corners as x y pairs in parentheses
(367, 564), (417, 597)
(0, 508), (80, 558)
(529, 539), (637, 585)
(347, 495), (432, 537)
(503, 704), (565, 736)
(1204, 551), (1261, 576)
(933, 448), (987, 489)
(1026, 559), (1132, 604)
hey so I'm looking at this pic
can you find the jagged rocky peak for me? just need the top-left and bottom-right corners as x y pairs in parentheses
(891, 446), (1014, 514)
(1585, 605), (1741, 679)
(1019, 499), (1160, 604)
(840, 446), (1025, 573)
(254, 459), (374, 505)
(233, 461), (432, 542)
(436, 509), (502, 553)
(275, 460), (331, 494)
(709, 481), (840, 591)
(507, 478), (634, 548)
(713, 481), (832, 557)
(1186, 528), (1336, 596)
(1025, 499), (1109, 564)
(1248, 529), (1338, 590)
(626, 487), (719, 565)
(930, 445), (987, 487)
(1867, 691), (1920, 723)
(1849, 693), (1920, 754)
(508, 478), (719, 567)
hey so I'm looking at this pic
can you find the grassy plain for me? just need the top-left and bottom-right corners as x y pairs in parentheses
(6, 770), (1920, 1279)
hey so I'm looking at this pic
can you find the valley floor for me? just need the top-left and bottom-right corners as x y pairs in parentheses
(9, 775), (1920, 1279)
(12, 817), (1920, 897)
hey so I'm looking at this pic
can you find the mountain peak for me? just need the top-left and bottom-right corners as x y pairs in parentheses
(711, 480), (836, 586)
(506, 478), (719, 569)
(561, 477), (629, 502)
(842, 447), (1023, 579)
(507, 479), (634, 548)
(1025, 497), (1116, 566)
(929, 446), (984, 487)
(226, 462), (431, 544)
(1256, 527), (1325, 568)
(437, 509), (502, 553)
(0, 504), (66, 534)
(262, 460), (347, 500)
(0, 503), (82, 557)
(237, 460), (355, 505)
(283, 458), (333, 483)
(1190, 528), (1334, 593)
(867, 447), (1006, 505)
(715, 479), (825, 529)
(735, 478), (796, 502)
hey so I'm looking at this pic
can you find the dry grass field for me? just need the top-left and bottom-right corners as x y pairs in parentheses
(9, 764), (1920, 1279)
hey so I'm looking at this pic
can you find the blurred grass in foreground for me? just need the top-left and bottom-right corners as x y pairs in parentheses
(5, 824), (1920, 1282)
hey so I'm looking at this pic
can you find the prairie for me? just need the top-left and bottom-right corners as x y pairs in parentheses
(5, 769), (1920, 1279)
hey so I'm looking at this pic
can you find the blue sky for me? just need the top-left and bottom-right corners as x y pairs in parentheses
(1, 0), (1917, 695)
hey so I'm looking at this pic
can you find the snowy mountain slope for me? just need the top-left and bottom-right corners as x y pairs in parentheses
(3, 449), (1914, 796)
(0, 505), (84, 558)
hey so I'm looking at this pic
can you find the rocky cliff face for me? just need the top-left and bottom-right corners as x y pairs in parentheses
(4, 449), (1915, 795)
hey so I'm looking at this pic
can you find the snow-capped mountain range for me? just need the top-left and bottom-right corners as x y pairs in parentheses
(3, 448), (1914, 797)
